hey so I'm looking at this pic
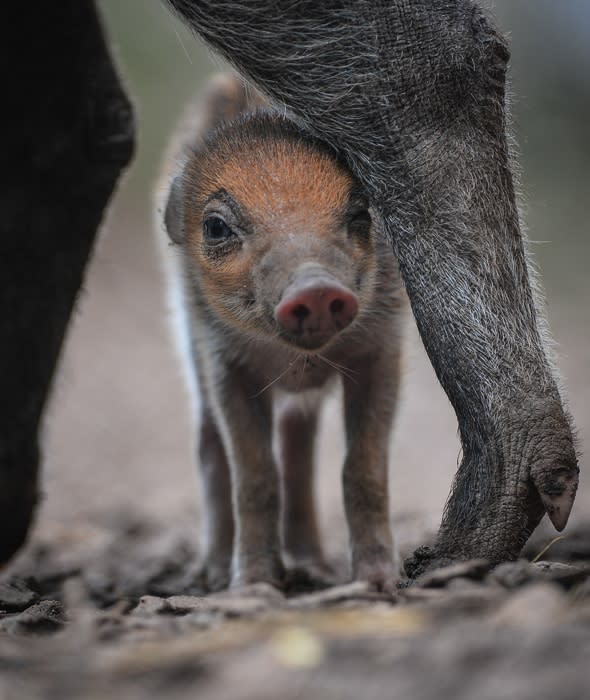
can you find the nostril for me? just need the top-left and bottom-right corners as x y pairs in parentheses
(275, 282), (358, 339)
(292, 304), (310, 321)
(329, 298), (344, 315)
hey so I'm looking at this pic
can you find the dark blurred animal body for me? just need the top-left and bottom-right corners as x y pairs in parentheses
(159, 75), (405, 590)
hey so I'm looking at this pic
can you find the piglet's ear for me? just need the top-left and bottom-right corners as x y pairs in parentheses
(164, 174), (185, 244)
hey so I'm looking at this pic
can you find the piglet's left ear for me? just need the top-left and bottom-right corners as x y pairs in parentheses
(164, 173), (185, 244)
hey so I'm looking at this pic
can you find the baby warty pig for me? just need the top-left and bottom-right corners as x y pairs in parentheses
(159, 75), (405, 592)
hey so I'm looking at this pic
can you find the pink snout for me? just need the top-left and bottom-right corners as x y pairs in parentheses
(275, 283), (359, 347)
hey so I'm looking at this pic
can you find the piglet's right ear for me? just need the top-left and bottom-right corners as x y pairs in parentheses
(164, 174), (185, 244)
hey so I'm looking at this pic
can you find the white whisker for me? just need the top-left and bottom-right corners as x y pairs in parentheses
(296, 354), (308, 391)
(251, 360), (297, 398)
(316, 352), (358, 384)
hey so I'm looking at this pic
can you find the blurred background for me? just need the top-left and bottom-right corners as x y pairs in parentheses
(26, 1), (590, 562)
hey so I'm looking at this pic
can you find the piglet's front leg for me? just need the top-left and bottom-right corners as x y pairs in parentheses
(195, 406), (234, 592)
(215, 367), (284, 588)
(342, 351), (400, 592)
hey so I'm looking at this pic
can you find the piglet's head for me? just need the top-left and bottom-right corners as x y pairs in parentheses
(164, 114), (378, 352)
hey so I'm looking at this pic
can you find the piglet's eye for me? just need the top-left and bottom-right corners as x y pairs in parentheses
(203, 216), (234, 244)
(348, 210), (371, 239)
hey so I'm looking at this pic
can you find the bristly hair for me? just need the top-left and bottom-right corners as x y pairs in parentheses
(190, 108), (354, 179)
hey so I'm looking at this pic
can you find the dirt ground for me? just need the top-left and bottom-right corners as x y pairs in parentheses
(2, 516), (590, 700)
(0, 193), (588, 698)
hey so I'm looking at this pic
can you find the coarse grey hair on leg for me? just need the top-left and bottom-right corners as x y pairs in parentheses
(165, 0), (579, 573)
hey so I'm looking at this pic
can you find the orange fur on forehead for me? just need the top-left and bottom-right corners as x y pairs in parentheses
(188, 126), (355, 229)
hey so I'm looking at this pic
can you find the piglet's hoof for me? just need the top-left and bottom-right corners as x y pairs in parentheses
(193, 557), (232, 593)
(223, 582), (286, 607)
(354, 560), (400, 595)
(231, 556), (286, 591)
(284, 561), (339, 593)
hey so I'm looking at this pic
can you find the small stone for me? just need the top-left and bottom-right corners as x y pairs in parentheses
(531, 561), (590, 589)
(488, 560), (532, 588)
(132, 595), (171, 616)
(0, 578), (39, 611)
(415, 559), (491, 588)
(489, 583), (566, 627)
(166, 595), (206, 614)
(287, 582), (394, 610)
(194, 593), (277, 617)
(489, 560), (590, 590)
(0, 600), (66, 635)
(132, 585), (284, 619)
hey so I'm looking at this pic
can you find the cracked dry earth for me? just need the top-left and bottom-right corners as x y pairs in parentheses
(1, 517), (590, 700)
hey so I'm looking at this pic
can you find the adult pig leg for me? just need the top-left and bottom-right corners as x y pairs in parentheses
(166, 0), (579, 571)
(0, 2), (134, 563)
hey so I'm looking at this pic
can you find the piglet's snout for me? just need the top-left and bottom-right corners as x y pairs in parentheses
(275, 280), (358, 345)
